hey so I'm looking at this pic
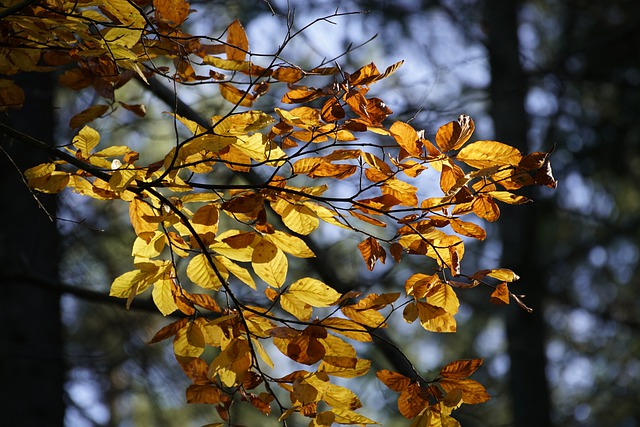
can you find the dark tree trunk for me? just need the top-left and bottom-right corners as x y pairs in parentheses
(483, 0), (552, 425)
(0, 73), (64, 426)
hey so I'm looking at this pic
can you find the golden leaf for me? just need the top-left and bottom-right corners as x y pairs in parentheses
(390, 121), (423, 158)
(490, 282), (510, 305)
(251, 239), (288, 287)
(72, 125), (100, 158)
(439, 378), (490, 405)
(320, 318), (371, 342)
(435, 114), (475, 152)
(129, 198), (158, 237)
(271, 200), (319, 235)
(470, 268), (519, 282)
(152, 279), (179, 316)
(186, 253), (225, 290)
(219, 83), (253, 107)
(416, 301), (456, 333)
(287, 278), (340, 307)
(263, 230), (315, 258)
(457, 140), (522, 168)
(449, 218), (486, 240)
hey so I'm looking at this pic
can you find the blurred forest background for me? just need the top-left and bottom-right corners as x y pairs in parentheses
(1, 0), (639, 426)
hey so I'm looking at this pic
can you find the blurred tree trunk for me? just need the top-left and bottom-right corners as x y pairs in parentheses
(0, 73), (64, 426)
(483, 0), (552, 426)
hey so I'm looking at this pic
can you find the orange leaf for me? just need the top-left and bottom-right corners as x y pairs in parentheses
(390, 121), (422, 158)
(439, 359), (484, 379)
(472, 195), (500, 222)
(449, 218), (486, 240)
(226, 20), (248, 61)
(272, 66), (303, 83)
(435, 114), (475, 152)
(490, 282), (510, 305)
(439, 378), (490, 404)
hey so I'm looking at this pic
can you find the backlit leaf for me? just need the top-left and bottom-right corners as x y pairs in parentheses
(152, 279), (179, 316)
(490, 282), (510, 305)
(435, 114), (474, 152)
(287, 278), (340, 307)
(358, 237), (386, 271)
(457, 140), (522, 168)
(390, 121), (422, 158)
(226, 20), (249, 61)
(252, 240), (287, 287)
(154, 0), (190, 25)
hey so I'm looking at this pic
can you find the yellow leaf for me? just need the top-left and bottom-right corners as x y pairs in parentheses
(425, 281), (459, 315)
(152, 279), (178, 316)
(264, 230), (315, 258)
(173, 321), (205, 358)
(252, 337), (274, 368)
(381, 178), (418, 207)
(279, 292), (312, 321)
(320, 318), (371, 342)
(212, 110), (275, 135)
(131, 230), (165, 258)
(449, 218), (486, 240)
(287, 278), (340, 307)
(72, 125), (100, 156)
(275, 106), (322, 128)
(321, 408), (379, 425)
(488, 190), (530, 205)
(129, 198), (158, 237)
(251, 240), (287, 287)
(203, 56), (251, 71)
(318, 358), (371, 379)
(215, 256), (256, 289)
(186, 253), (225, 290)
(416, 301), (456, 333)
(233, 133), (286, 164)
(109, 166), (137, 192)
(271, 199), (319, 235)
(457, 140), (522, 168)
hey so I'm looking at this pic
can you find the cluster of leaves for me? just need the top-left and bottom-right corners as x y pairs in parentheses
(3, 1), (556, 426)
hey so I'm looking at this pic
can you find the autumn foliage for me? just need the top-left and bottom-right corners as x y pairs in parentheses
(1, 1), (556, 426)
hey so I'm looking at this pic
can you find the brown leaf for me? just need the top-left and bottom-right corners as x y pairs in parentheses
(154, 0), (190, 25)
(357, 237), (386, 271)
(148, 318), (189, 344)
(376, 370), (411, 392)
(69, 104), (109, 129)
